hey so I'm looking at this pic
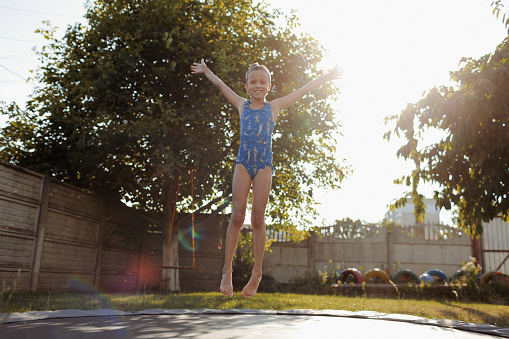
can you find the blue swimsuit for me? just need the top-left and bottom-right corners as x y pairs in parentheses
(236, 100), (275, 180)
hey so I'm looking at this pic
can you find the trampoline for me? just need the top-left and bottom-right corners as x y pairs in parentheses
(1, 308), (508, 339)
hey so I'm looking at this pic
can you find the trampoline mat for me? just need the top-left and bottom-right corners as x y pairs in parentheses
(1, 309), (508, 338)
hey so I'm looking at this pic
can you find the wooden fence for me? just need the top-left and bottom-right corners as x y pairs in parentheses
(1, 159), (481, 291)
(0, 160), (226, 292)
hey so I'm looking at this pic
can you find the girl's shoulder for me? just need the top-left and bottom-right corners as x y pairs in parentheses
(267, 99), (281, 119)
(237, 98), (249, 117)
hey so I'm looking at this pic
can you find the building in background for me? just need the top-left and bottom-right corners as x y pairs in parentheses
(385, 198), (440, 226)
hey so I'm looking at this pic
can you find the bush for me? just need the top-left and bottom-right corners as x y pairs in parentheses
(231, 231), (288, 293)
(285, 271), (335, 295)
(258, 274), (279, 293)
(232, 231), (254, 291)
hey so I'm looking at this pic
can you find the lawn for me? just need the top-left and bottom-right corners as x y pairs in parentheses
(1, 292), (508, 328)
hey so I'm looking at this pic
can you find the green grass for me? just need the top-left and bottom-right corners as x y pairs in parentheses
(2, 292), (508, 327)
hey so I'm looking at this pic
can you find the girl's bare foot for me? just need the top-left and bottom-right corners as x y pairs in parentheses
(241, 271), (262, 298)
(220, 270), (233, 297)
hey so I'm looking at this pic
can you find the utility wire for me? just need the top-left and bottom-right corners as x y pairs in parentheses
(0, 57), (37, 64)
(0, 80), (25, 83)
(0, 64), (27, 81)
(0, 36), (46, 44)
(0, 64), (37, 86)
(0, 5), (82, 18)
(0, 53), (36, 59)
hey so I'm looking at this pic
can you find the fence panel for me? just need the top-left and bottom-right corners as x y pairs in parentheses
(0, 160), (234, 292)
(264, 224), (472, 283)
(0, 160), (158, 292)
(0, 161), (43, 291)
(178, 214), (228, 292)
(482, 217), (509, 274)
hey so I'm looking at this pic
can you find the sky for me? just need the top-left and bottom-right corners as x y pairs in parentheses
(1, 0), (508, 226)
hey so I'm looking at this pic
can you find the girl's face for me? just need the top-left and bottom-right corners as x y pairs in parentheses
(245, 70), (271, 101)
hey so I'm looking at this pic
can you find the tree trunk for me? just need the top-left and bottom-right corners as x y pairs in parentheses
(161, 181), (180, 291)
(161, 239), (180, 291)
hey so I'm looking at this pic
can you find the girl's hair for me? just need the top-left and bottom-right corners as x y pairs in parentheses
(245, 63), (271, 83)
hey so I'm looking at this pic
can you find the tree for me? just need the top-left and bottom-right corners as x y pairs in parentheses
(0, 0), (346, 289)
(384, 32), (509, 236)
(493, 0), (509, 34)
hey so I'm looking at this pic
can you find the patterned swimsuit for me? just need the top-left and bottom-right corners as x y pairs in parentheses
(236, 100), (275, 180)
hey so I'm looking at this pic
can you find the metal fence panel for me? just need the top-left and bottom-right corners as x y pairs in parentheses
(482, 217), (509, 274)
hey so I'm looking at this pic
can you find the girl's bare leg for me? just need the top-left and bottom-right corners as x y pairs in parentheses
(220, 164), (251, 296)
(241, 166), (272, 298)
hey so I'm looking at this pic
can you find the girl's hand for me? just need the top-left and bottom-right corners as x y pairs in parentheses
(327, 65), (343, 81)
(191, 59), (207, 74)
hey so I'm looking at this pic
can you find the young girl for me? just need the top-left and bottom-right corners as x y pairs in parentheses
(191, 59), (341, 297)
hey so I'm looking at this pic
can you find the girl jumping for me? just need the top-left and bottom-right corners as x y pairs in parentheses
(191, 59), (341, 297)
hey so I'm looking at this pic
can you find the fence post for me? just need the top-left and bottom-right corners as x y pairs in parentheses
(136, 217), (149, 291)
(30, 175), (51, 292)
(471, 236), (484, 272)
(308, 232), (314, 272)
(93, 199), (107, 290)
(386, 228), (394, 276)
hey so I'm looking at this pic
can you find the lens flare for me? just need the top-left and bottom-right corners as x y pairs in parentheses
(178, 224), (201, 251)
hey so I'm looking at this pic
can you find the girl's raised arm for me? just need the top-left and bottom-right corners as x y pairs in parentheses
(191, 59), (246, 113)
(271, 66), (342, 117)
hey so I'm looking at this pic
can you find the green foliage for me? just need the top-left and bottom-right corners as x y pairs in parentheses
(0, 0), (346, 235)
(286, 270), (335, 295)
(231, 230), (278, 292)
(492, 0), (509, 33)
(232, 232), (337, 294)
(330, 217), (380, 238)
(279, 261), (340, 295)
(459, 257), (483, 289)
(319, 260), (340, 285)
(447, 257), (509, 303)
(385, 30), (509, 236)
(232, 231), (254, 289)
(232, 232), (281, 293)
(485, 273), (509, 303)
(1, 269), (21, 323)
(381, 218), (400, 231)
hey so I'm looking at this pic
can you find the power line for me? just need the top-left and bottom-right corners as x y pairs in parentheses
(0, 64), (27, 81)
(0, 36), (46, 44)
(0, 57), (37, 63)
(0, 53), (36, 59)
(0, 5), (82, 19)
(0, 79), (25, 84)
(0, 64), (37, 86)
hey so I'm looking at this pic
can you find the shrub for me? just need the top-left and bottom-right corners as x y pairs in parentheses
(285, 270), (335, 295)
(232, 231), (254, 290)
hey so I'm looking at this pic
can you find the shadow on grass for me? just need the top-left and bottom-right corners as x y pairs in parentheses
(437, 300), (509, 328)
(2, 292), (286, 314)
